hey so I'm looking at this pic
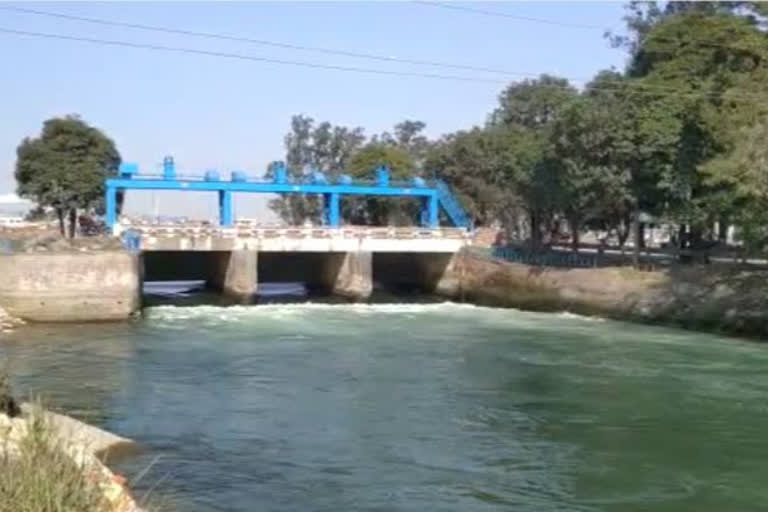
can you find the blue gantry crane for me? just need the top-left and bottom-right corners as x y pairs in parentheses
(105, 156), (471, 230)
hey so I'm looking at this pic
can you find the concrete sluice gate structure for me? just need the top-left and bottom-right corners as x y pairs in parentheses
(133, 224), (469, 300)
(108, 156), (472, 302)
(0, 157), (473, 322)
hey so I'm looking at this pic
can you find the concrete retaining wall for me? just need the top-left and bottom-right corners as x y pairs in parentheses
(451, 250), (768, 339)
(0, 252), (141, 322)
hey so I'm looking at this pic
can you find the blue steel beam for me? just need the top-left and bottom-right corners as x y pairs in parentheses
(105, 178), (443, 228)
(105, 160), (471, 230)
(106, 178), (437, 197)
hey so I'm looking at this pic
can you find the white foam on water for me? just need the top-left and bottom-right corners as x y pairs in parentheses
(555, 311), (605, 322)
(143, 302), (624, 336)
(146, 301), (483, 321)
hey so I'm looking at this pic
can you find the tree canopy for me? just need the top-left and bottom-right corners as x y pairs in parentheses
(265, 2), (768, 257)
(15, 116), (120, 237)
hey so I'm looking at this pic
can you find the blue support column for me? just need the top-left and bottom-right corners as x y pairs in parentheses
(428, 193), (439, 228)
(330, 192), (340, 227)
(322, 193), (340, 227)
(106, 185), (117, 230)
(420, 197), (429, 227)
(219, 190), (233, 227)
(322, 194), (330, 226)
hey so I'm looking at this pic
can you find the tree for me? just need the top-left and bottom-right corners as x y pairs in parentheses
(550, 94), (632, 251)
(703, 118), (768, 253)
(624, 5), (768, 254)
(487, 75), (578, 245)
(15, 116), (120, 238)
(346, 144), (416, 225)
(426, 126), (544, 238)
(269, 116), (433, 226)
(490, 74), (577, 130)
(373, 120), (431, 170)
(268, 115), (365, 224)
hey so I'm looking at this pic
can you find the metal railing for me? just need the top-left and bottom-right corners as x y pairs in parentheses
(490, 246), (598, 268)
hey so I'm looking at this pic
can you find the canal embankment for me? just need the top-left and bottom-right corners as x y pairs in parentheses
(0, 373), (144, 512)
(451, 250), (768, 339)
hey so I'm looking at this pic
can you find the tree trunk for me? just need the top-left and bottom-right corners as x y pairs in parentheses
(718, 217), (729, 243)
(67, 208), (77, 239)
(529, 211), (541, 249)
(568, 215), (580, 253)
(632, 208), (641, 267)
(615, 212), (631, 250)
(56, 208), (65, 237)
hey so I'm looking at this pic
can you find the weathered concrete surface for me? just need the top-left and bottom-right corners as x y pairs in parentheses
(422, 253), (462, 296)
(322, 251), (373, 300)
(16, 403), (137, 458)
(208, 250), (258, 300)
(372, 252), (459, 294)
(0, 252), (141, 322)
(454, 250), (768, 339)
(118, 224), (469, 252)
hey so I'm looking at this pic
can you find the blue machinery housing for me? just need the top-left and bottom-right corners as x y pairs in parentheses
(105, 157), (471, 230)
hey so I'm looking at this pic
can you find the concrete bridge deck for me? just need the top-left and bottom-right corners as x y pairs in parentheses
(116, 222), (471, 252)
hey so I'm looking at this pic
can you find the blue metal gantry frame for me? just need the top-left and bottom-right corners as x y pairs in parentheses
(105, 157), (469, 230)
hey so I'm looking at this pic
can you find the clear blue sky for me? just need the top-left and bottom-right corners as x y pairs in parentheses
(0, 1), (628, 218)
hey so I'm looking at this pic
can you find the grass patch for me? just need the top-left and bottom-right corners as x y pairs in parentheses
(0, 401), (113, 512)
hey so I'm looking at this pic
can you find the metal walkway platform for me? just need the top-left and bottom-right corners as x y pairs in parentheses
(106, 156), (472, 231)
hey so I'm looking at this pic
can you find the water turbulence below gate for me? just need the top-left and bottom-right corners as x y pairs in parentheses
(2, 304), (768, 511)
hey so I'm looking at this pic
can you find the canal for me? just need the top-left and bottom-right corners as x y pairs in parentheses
(1, 303), (767, 511)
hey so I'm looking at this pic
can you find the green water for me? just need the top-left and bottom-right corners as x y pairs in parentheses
(1, 303), (767, 511)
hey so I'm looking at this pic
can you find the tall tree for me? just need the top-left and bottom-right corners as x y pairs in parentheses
(426, 126), (544, 237)
(489, 74), (578, 245)
(549, 93), (633, 251)
(268, 115), (365, 224)
(614, 1), (768, 252)
(15, 116), (120, 237)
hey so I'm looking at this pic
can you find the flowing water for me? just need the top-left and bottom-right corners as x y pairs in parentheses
(1, 302), (767, 511)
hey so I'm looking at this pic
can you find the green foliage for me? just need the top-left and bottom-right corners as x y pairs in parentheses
(426, 126), (544, 230)
(269, 115), (429, 226)
(346, 144), (417, 225)
(347, 144), (412, 179)
(266, 4), (768, 256)
(15, 116), (120, 238)
(267, 115), (366, 224)
(491, 74), (577, 130)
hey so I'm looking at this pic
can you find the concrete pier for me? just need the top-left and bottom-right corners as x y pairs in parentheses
(322, 251), (373, 300)
(209, 250), (259, 300)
